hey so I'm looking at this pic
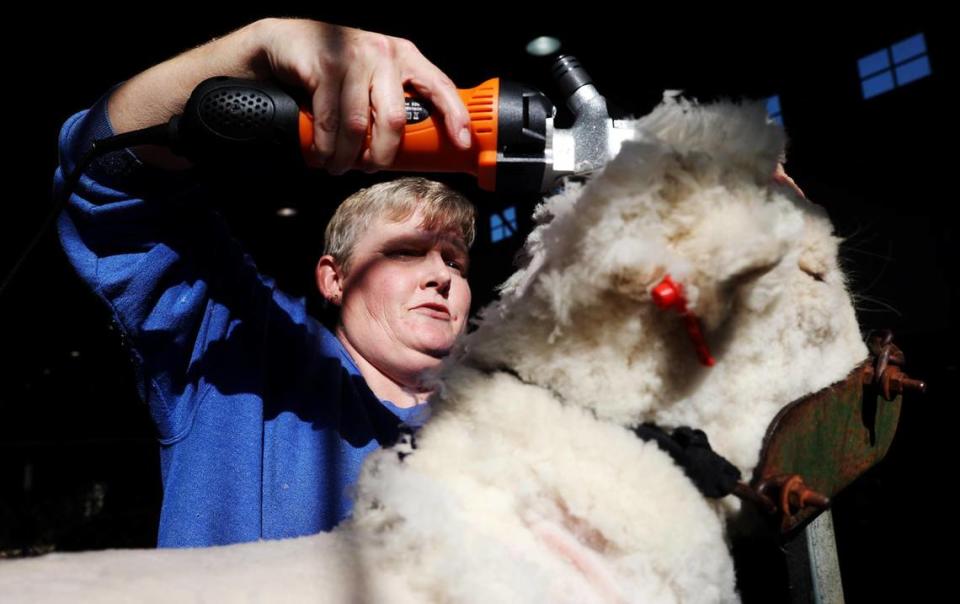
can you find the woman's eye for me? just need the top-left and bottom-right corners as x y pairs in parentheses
(446, 260), (468, 276)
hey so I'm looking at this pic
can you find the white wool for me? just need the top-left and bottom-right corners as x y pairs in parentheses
(0, 93), (866, 603)
(458, 93), (866, 480)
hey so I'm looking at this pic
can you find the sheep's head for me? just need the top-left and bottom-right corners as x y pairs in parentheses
(449, 93), (867, 472)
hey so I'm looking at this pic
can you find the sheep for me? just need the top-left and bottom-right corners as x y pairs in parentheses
(0, 92), (867, 603)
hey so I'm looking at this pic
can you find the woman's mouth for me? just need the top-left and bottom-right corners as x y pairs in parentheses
(414, 303), (451, 319)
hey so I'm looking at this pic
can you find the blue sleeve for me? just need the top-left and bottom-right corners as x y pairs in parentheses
(53, 83), (322, 443)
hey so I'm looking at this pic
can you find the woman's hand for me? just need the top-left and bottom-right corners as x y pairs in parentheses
(252, 18), (472, 174)
(773, 162), (806, 198)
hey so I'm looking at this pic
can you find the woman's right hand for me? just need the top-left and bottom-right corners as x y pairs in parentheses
(249, 18), (473, 175)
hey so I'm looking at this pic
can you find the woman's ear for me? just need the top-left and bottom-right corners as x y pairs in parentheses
(315, 255), (344, 306)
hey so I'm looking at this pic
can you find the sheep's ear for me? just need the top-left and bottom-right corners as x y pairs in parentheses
(687, 195), (794, 290)
(715, 234), (784, 288)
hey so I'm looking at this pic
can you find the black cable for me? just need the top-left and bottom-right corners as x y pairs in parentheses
(0, 123), (169, 301)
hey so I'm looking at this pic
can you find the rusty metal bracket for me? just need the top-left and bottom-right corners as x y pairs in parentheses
(738, 329), (925, 534)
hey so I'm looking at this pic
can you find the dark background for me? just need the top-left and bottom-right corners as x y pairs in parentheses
(2, 6), (954, 602)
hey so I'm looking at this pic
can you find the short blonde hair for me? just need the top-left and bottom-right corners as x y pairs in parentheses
(323, 176), (476, 275)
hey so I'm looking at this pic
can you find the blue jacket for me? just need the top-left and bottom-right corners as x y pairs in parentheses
(54, 83), (429, 548)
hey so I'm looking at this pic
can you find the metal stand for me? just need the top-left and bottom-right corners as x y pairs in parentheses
(784, 510), (845, 604)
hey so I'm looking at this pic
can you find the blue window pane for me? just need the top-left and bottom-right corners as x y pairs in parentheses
(770, 114), (784, 126)
(490, 214), (502, 229)
(504, 206), (516, 222)
(861, 71), (895, 99)
(891, 33), (926, 64)
(858, 49), (890, 77)
(491, 226), (504, 242)
(766, 95), (781, 115)
(895, 56), (931, 86)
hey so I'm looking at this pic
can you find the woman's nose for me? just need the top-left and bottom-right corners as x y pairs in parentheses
(421, 251), (451, 292)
